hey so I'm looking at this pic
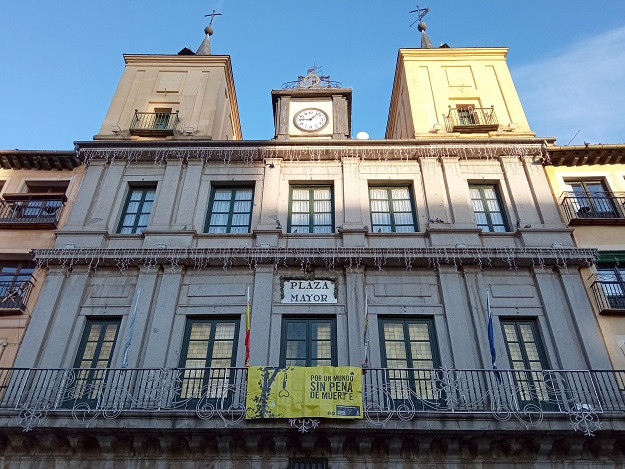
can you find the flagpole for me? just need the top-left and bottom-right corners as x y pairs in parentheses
(363, 286), (369, 369)
(486, 288), (498, 371)
(245, 286), (251, 368)
(122, 288), (140, 369)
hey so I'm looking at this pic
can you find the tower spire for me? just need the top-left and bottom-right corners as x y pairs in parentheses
(410, 5), (434, 49)
(197, 9), (222, 55)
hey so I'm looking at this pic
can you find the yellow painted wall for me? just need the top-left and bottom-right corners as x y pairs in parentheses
(0, 166), (84, 367)
(545, 163), (625, 368)
(387, 48), (534, 139)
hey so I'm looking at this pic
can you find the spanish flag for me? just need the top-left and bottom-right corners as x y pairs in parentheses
(245, 286), (251, 367)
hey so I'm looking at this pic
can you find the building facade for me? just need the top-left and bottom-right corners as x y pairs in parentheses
(0, 26), (624, 468)
(545, 145), (625, 369)
(0, 150), (83, 368)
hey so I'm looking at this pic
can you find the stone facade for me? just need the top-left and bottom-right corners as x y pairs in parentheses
(0, 29), (623, 469)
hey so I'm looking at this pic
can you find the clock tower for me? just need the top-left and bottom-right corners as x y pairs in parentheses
(272, 67), (352, 140)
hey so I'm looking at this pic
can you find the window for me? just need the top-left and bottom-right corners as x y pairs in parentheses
(117, 185), (156, 234)
(280, 317), (337, 367)
(0, 262), (34, 310)
(369, 186), (417, 233)
(457, 105), (478, 125)
(178, 318), (239, 400)
(567, 180), (618, 218)
(72, 319), (121, 402)
(153, 107), (173, 130)
(596, 266), (625, 309)
(501, 319), (551, 405)
(470, 184), (509, 232)
(288, 186), (333, 234)
(379, 318), (440, 403)
(205, 187), (254, 233)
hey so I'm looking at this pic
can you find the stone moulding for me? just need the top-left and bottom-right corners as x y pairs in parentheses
(31, 246), (597, 273)
(76, 142), (545, 166)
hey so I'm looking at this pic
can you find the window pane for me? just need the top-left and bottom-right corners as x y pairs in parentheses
(210, 214), (229, 226)
(292, 189), (310, 200)
(391, 188), (410, 200)
(213, 190), (232, 201)
(212, 201), (231, 212)
(371, 200), (390, 212)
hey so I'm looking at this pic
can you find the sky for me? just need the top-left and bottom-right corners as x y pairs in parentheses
(1, 1), (624, 150)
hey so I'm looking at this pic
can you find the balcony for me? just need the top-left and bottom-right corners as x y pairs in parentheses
(0, 193), (66, 228)
(0, 276), (34, 314)
(591, 276), (625, 314)
(129, 110), (180, 137)
(0, 367), (622, 436)
(561, 191), (625, 225)
(443, 106), (499, 133)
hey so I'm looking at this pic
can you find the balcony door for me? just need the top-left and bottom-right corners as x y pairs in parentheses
(500, 319), (553, 409)
(568, 180), (617, 218)
(379, 318), (441, 407)
(280, 317), (337, 367)
(597, 266), (625, 309)
(72, 319), (121, 403)
(178, 318), (239, 404)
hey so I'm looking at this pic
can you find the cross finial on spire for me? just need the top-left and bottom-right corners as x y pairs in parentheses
(409, 5), (429, 27)
(409, 5), (434, 49)
(204, 9), (222, 27)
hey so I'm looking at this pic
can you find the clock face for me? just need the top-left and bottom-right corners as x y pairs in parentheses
(293, 108), (329, 132)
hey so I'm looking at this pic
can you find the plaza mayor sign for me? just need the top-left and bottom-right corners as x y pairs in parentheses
(281, 277), (338, 304)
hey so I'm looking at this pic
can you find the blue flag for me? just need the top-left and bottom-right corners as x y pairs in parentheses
(486, 290), (498, 372)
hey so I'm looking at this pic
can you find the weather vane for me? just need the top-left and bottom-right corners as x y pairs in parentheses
(409, 5), (429, 27)
(204, 9), (222, 27)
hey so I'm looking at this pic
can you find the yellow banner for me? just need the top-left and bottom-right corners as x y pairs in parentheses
(245, 366), (362, 419)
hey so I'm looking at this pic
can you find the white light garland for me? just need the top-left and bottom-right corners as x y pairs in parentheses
(33, 246), (597, 275)
(79, 143), (544, 166)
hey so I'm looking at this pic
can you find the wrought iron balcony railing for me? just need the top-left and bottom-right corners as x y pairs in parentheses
(591, 277), (625, 313)
(560, 191), (625, 224)
(0, 194), (65, 228)
(129, 110), (180, 136)
(443, 106), (499, 133)
(0, 367), (622, 435)
(0, 276), (34, 314)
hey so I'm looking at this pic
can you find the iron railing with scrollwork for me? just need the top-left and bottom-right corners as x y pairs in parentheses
(591, 277), (625, 312)
(444, 106), (499, 132)
(129, 111), (180, 136)
(560, 191), (625, 224)
(0, 277), (34, 313)
(0, 367), (623, 436)
(0, 195), (65, 228)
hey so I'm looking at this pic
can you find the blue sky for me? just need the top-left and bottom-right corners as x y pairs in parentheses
(1, 1), (624, 149)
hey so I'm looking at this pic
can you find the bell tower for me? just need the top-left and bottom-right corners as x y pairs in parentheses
(95, 22), (242, 141)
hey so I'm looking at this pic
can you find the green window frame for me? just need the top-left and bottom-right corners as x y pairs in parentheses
(469, 184), (509, 233)
(288, 185), (334, 234)
(117, 185), (157, 234)
(596, 264), (625, 310)
(178, 318), (239, 401)
(204, 186), (254, 234)
(280, 317), (337, 367)
(369, 186), (417, 233)
(500, 318), (552, 405)
(72, 318), (121, 401)
(379, 317), (440, 403)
